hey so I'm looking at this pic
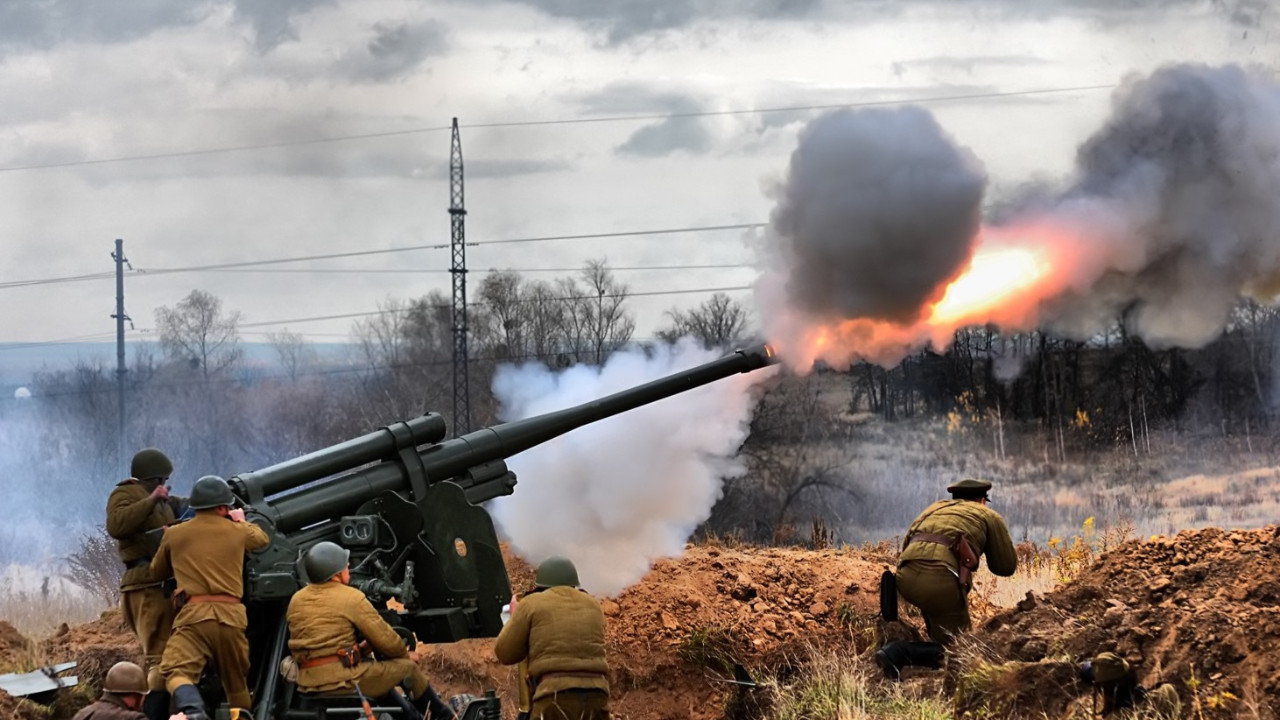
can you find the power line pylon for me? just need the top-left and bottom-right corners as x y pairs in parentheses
(449, 118), (471, 436)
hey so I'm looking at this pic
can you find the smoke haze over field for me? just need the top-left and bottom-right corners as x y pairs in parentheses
(759, 62), (1280, 369)
(489, 340), (771, 596)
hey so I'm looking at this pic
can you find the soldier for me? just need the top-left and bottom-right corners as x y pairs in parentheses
(107, 447), (188, 720)
(494, 556), (609, 720)
(150, 475), (269, 720)
(895, 477), (1017, 643)
(71, 661), (150, 720)
(285, 541), (455, 719)
(1078, 652), (1180, 719)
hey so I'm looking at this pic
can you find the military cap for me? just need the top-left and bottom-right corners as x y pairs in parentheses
(947, 478), (992, 497)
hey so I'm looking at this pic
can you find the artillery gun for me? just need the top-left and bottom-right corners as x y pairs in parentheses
(181, 343), (777, 719)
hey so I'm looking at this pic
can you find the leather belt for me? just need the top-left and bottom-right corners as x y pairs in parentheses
(538, 671), (606, 682)
(187, 594), (240, 604)
(299, 655), (344, 670)
(908, 531), (955, 547)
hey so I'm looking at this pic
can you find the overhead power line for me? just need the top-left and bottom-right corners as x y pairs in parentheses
(0, 223), (764, 290)
(148, 263), (755, 275)
(0, 84), (1114, 173)
(234, 284), (754, 329)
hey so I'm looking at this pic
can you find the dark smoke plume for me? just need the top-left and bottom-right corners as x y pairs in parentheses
(764, 106), (988, 326)
(1040, 63), (1280, 347)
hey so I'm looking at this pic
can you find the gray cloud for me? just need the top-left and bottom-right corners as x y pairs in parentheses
(231, 0), (334, 52)
(490, 0), (1269, 43)
(335, 19), (449, 82)
(0, 0), (206, 51)
(576, 83), (713, 156)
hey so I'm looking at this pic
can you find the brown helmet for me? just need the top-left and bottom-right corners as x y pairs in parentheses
(103, 661), (149, 695)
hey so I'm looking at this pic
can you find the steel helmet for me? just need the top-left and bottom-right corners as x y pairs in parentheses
(534, 556), (579, 588)
(1081, 652), (1131, 684)
(189, 475), (235, 510)
(130, 448), (173, 481)
(103, 661), (149, 695)
(303, 541), (350, 583)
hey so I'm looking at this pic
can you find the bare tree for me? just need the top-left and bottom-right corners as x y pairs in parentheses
(559, 260), (634, 364)
(155, 289), (243, 379)
(267, 329), (316, 382)
(657, 292), (751, 349)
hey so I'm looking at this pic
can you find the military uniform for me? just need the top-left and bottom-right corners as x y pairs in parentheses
(896, 480), (1017, 643)
(150, 511), (269, 709)
(71, 693), (147, 720)
(494, 586), (609, 720)
(1082, 652), (1181, 719)
(286, 581), (430, 698)
(108, 474), (189, 694)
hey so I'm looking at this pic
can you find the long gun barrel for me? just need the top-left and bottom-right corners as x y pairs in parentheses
(232, 342), (777, 532)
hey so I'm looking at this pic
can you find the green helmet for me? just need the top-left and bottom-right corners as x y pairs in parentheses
(103, 661), (149, 695)
(1090, 652), (1131, 684)
(189, 475), (234, 510)
(303, 541), (350, 583)
(534, 556), (579, 588)
(130, 448), (173, 481)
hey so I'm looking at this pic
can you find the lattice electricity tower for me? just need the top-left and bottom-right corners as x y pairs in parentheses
(449, 118), (471, 436)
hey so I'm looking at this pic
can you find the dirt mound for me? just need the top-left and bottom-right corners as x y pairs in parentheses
(0, 621), (32, 668)
(978, 525), (1280, 718)
(423, 543), (890, 719)
(43, 609), (141, 692)
(0, 689), (47, 720)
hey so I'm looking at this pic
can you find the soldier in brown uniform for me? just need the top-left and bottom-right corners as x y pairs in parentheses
(107, 448), (188, 720)
(494, 556), (609, 720)
(896, 478), (1017, 643)
(150, 475), (269, 720)
(71, 661), (150, 720)
(285, 541), (455, 719)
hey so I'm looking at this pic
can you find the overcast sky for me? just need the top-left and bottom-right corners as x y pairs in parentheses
(0, 0), (1275, 355)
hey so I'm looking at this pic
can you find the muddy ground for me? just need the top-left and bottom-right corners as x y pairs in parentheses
(3, 526), (1277, 719)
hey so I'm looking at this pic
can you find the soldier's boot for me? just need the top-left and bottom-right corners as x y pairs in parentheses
(874, 641), (946, 680)
(415, 684), (456, 719)
(141, 690), (171, 720)
(172, 683), (209, 720)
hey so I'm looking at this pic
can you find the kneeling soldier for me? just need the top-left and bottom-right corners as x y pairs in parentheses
(286, 541), (455, 719)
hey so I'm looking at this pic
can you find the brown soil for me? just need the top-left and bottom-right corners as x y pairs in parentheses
(9, 526), (1280, 719)
(979, 525), (1280, 719)
(0, 689), (48, 720)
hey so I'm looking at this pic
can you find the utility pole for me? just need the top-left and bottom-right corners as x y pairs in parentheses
(111, 239), (131, 477)
(449, 118), (471, 436)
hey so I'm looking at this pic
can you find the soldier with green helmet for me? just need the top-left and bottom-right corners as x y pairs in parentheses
(71, 661), (151, 720)
(1078, 652), (1180, 718)
(896, 478), (1017, 643)
(285, 541), (456, 719)
(494, 556), (610, 720)
(150, 475), (269, 720)
(106, 448), (189, 720)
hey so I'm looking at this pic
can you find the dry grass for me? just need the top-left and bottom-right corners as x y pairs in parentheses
(0, 566), (109, 644)
(762, 646), (951, 720)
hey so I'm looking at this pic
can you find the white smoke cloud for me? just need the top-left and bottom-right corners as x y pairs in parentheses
(488, 339), (771, 596)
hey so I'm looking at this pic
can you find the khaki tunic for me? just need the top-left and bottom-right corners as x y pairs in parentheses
(285, 581), (429, 698)
(494, 587), (609, 703)
(107, 479), (186, 690)
(897, 499), (1017, 643)
(71, 693), (146, 720)
(150, 511), (269, 708)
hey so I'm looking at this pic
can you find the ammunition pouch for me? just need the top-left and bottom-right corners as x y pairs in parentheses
(908, 532), (980, 589)
(172, 589), (190, 613)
